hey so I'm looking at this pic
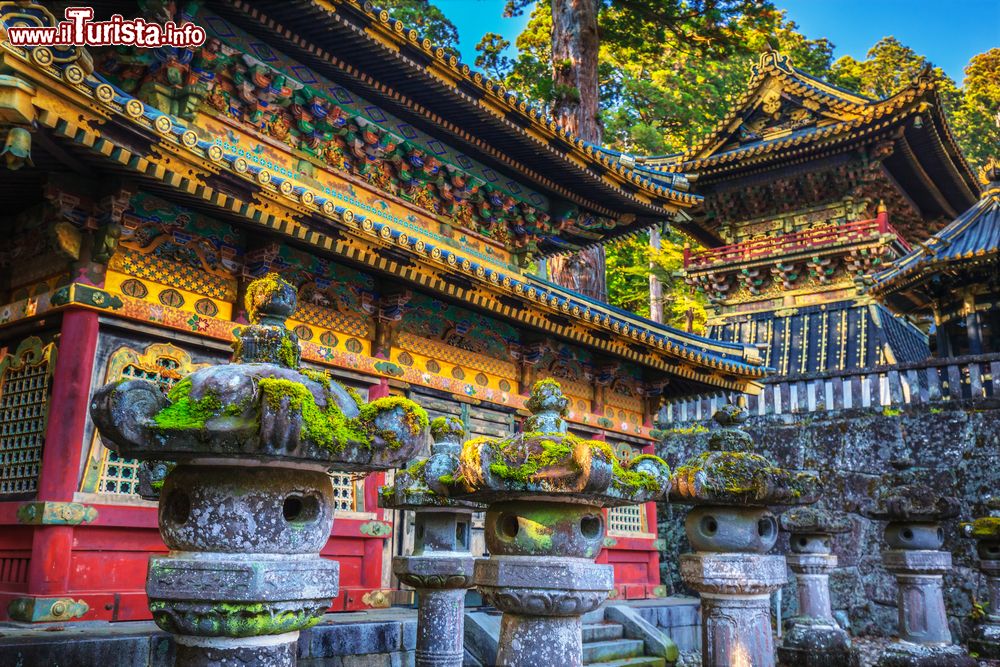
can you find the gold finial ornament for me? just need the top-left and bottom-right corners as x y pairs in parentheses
(977, 157), (1000, 186)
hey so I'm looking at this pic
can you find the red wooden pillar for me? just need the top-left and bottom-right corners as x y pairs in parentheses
(26, 309), (100, 599)
(641, 442), (661, 596)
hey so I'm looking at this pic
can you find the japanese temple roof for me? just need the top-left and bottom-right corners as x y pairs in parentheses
(632, 51), (980, 245)
(188, 0), (700, 250)
(0, 34), (769, 397)
(870, 160), (1000, 314)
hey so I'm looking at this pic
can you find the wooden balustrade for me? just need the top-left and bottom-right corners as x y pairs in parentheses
(683, 214), (910, 270)
(661, 353), (1000, 424)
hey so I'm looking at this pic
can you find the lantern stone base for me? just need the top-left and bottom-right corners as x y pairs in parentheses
(393, 554), (476, 667)
(777, 621), (850, 667)
(875, 641), (976, 667)
(476, 556), (612, 667)
(680, 552), (786, 667)
(174, 632), (299, 666)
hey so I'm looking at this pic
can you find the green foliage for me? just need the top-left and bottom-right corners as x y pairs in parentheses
(469, 3), (997, 319)
(606, 229), (709, 332)
(950, 48), (1000, 170)
(377, 0), (460, 58)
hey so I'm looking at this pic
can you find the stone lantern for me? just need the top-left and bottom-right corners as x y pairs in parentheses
(379, 415), (483, 667)
(420, 378), (672, 667)
(90, 274), (430, 666)
(777, 506), (852, 667)
(863, 458), (974, 667)
(671, 404), (821, 667)
(962, 496), (1000, 660)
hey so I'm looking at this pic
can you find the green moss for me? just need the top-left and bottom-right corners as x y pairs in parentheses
(519, 516), (553, 550)
(669, 424), (709, 435)
(357, 396), (430, 449)
(153, 380), (223, 430)
(431, 415), (464, 440)
(150, 600), (319, 637)
(301, 368), (332, 390)
(590, 438), (662, 492)
(245, 272), (284, 323)
(488, 438), (574, 483)
(882, 406), (903, 417)
(340, 382), (363, 408)
(260, 378), (360, 449)
(970, 517), (1000, 538)
(403, 458), (428, 477)
(278, 335), (300, 368)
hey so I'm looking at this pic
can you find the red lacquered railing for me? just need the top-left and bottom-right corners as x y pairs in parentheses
(684, 212), (911, 269)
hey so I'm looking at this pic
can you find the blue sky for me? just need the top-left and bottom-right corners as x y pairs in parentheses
(435, 0), (999, 85)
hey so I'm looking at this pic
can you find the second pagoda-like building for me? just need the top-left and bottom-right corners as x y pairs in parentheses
(640, 51), (980, 377)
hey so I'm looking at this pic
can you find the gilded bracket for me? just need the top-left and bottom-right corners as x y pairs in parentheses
(17, 501), (98, 525)
(7, 597), (89, 622)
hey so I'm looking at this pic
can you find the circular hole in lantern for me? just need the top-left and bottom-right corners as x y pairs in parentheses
(283, 494), (320, 523)
(499, 514), (519, 539)
(580, 515), (602, 539)
(166, 491), (190, 525)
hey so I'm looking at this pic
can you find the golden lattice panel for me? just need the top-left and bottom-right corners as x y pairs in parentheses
(608, 505), (646, 535)
(295, 302), (370, 338)
(397, 333), (517, 378)
(110, 249), (237, 301)
(0, 338), (55, 496)
(331, 473), (360, 512)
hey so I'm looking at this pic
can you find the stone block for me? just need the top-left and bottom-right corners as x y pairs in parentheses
(148, 634), (176, 667)
(309, 621), (402, 657)
(0, 636), (150, 667)
(401, 618), (417, 651)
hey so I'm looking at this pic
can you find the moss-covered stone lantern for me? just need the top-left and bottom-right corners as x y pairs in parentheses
(90, 274), (430, 667)
(777, 507), (852, 667)
(379, 416), (483, 667)
(422, 378), (671, 667)
(962, 497), (1000, 660)
(863, 459), (974, 667)
(670, 404), (821, 667)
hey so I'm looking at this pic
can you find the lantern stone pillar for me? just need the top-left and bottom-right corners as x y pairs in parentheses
(963, 497), (1000, 660)
(777, 507), (851, 667)
(91, 274), (430, 666)
(380, 416), (481, 667)
(671, 405), (821, 667)
(863, 459), (974, 667)
(410, 379), (672, 667)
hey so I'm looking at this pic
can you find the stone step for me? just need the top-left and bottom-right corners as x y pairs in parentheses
(582, 638), (644, 664)
(583, 622), (624, 643)
(588, 657), (667, 667)
(582, 608), (606, 624)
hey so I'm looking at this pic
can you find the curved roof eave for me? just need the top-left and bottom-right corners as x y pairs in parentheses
(204, 0), (702, 250)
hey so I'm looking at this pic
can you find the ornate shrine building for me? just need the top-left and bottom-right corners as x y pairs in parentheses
(640, 51), (980, 377)
(871, 160), (1000, 357)
(0, 1), (766, 624)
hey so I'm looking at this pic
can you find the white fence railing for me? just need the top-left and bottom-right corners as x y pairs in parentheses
(662, 353), (1000, 424)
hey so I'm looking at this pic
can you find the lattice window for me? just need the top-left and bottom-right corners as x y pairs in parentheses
(82, 344), (205, 497)
(608, 505), (647, 535)
(330, 473), (363, 512)
(0, 337), (55, 496)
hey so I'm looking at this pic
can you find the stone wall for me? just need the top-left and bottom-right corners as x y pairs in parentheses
(655, 398), (1000, 640)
